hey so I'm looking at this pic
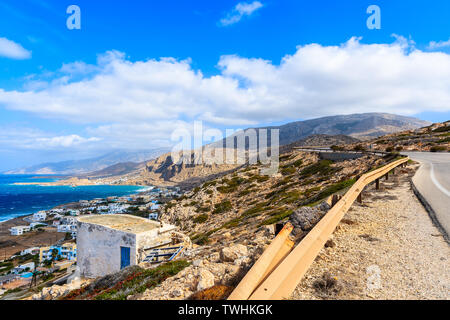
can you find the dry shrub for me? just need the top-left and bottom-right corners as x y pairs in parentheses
(188, 285), (234, 300)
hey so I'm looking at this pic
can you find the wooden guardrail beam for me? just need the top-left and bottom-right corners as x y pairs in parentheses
(227, 223), (294, 300)
(243, 157), (409, 300)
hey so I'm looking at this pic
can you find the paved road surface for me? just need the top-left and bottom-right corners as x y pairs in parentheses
(402, 152), (450, 239)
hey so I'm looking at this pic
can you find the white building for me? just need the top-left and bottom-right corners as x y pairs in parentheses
(30, 222), (47, 229)
(61, 217), (77, 225)
(68, 210), (80, 216)
(77, 215), (177, 278)
(10, 226), (31, 236)
(58, 224), (77, 233)
(12, 262), (35, 274)
(148, 213), (159, 220)
(150, 204), (161, 211)
(33, 211), (47, 221)
(20, 247), (40, 256)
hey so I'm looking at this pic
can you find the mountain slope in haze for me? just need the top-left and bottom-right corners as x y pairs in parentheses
(82, 161), (147, 178)
(80, 113), (429, 186)
(4, 149), (169, 175)
(213, 113), (430, 148)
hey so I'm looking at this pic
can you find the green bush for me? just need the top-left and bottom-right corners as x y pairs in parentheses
(259, 209), (293, 226)
(196, 205), (210, 213)
(353, 145), (366, 152)
(330, 145), (344, 151)
(212, 200), (233, 214)
(300, 160), (336, 177)
(281, 166), (296, 176)
(202, 180), (217, 188)
(304, 178), (356, 205)
(430, 146), (447, 152)
(432, 125), (450, 133)
(94, 260), (190, 300)
(193, 214), (209, 224)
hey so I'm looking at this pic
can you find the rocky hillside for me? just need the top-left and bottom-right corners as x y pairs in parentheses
(42, 148), (401, 301)
(131, 149), (397, 300)
(120, 149), (243, 187)
(213, 113), (430, 148)
(343, 120), (450, 153)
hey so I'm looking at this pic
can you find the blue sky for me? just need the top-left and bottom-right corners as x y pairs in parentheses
(0, 0), (450, 171)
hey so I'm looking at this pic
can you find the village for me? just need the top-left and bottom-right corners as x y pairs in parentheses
(0, 186), (183, 297)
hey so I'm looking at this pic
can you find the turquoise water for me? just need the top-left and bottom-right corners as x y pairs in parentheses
(20, 272), (33, 278)
(0, 175), (146, 222)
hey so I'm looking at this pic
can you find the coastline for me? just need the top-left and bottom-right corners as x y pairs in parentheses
(1, 180), (153, 225)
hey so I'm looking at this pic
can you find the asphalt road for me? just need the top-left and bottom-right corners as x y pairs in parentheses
(402, 152), (450, 239)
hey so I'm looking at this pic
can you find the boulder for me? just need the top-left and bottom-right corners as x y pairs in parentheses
(290, 206), (323, 231)
(197, 269), (215, 291)
(220, 244), (248, 262)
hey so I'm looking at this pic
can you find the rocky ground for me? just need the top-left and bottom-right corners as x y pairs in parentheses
(161, 151), (383, 250)
(291, 164), (450, 300)
(346, 121), (450, 153)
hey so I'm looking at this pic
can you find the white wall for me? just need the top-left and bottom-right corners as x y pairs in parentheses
(77, 222), (137, 278)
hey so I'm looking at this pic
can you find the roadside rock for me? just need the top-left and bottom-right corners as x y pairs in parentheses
(290, 205), (328, 232)
(197, 269), (215, 291)
(220, 244), (248, 262)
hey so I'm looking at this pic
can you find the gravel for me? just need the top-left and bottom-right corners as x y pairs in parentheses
(291, 165), (450, 300)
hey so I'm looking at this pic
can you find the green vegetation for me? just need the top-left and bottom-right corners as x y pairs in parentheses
(279, 154), (292, 161)
(432, 125), (450, 133)
(278, 190), (303, 205)
(125, 206), (149, 218)
(304, 178), (356, 205)
(0, 261), (14, 273)
(248, 175), (270, 183)
(300, 160), (338, 178)
(196, 205), (210, 213)
(281, 166), (296, 176)
(430, 146), (447, 152)
(216, 177), (247, 194)
(91, 261), (190, 300)
(241, 201), (271, 218)
(238, 188), (257, 196)
(353, 145), (366, 152)
(330, 145), (344, 151)
(212, 200), (233, 214)
(259, 208), (294, 226)
(202, 180), (217, 188)
(193, 214), (209, 224)
(164, 201), (176, 210)
(437, 137), (450, 144)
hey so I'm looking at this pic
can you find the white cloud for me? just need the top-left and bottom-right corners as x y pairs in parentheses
(1, 36), (450, 153)
(0, 37), (31, 59)
(428, 38), (450, 50)
(219, 1), (263, 26)
(36, 135), (101, 148)
(0, 127), (100, 150)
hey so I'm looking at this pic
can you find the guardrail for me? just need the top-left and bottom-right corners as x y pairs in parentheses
(228, 156), (409, 300)
(293, 147), (389, 156)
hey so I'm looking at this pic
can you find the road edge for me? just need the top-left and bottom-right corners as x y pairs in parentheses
(410, 177), (450, 244)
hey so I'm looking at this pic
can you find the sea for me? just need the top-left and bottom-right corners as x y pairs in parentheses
(0, 174), (147, 223)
